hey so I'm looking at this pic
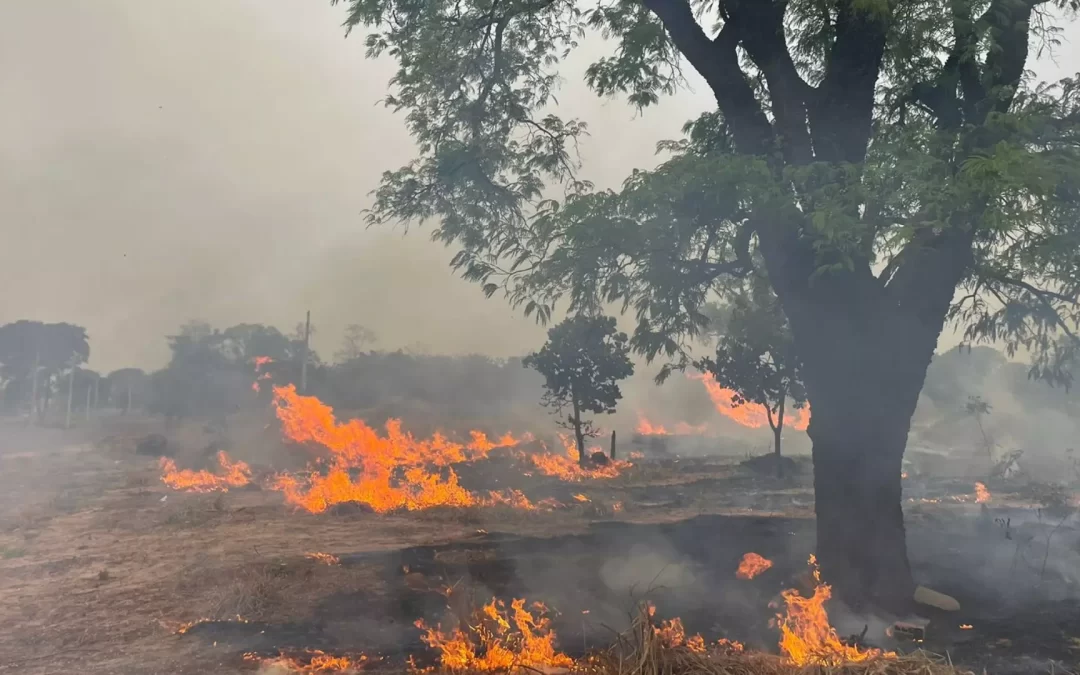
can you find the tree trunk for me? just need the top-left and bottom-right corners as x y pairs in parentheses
(773, 426), (783, 478)
(570, 387), (588, 466)
(798, 321), (935, 615)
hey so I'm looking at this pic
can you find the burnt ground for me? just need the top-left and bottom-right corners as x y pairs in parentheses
(0, 416), (1078, 674)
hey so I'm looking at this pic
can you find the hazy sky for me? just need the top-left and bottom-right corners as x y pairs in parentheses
(1, 2), (1076, 372)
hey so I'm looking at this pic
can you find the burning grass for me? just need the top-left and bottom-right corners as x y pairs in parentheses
(159, 450), (252, 492)
(244, 649), (372, 673)
(584, 602), (971, 675)
(222, 385), (637, 514)
(416, 597), (575, 672)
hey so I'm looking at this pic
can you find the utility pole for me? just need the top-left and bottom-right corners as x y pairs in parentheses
(93, 376), (99, 411)
(300, 310), (310, 394)
(65, 358), (76, 429)
(85, 379), (93, 422)
(27, 350), (40, 427)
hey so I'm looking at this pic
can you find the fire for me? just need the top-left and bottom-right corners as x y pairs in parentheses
(244, 649), (367, 673)
(159, 451), (252, 492)
(305, 552), (341, 565)
(692, 374), (810, 431)
(269, 385), (536, 513)
(975, 482), (991, 503)
(525, 435), (630, 481)
(636, 416), (669, 436)
(416, 598), (573, 671)
(252, 356), (275, 392)
(652, 609), (707, 654)
(572, 494), (590, 503)
(635, 414), (707, 436)
(735, 552), (773, 580)
(777, 555), (891, 666)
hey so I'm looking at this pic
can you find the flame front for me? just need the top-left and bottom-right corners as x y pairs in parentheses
(735, 552), (773, 580)
(524, 435), (630, 481)
(975, 482), (991, 503)
(305, 552), (341, 565)
(159, 451), (252, 492)
(416, 598), (573, 672)
(244, 649), (366, 673)
(269, 385), (543, 513)
(777, 555), (891, 666)
(635, 414), (707, 436)
(692, 374), (810, 431)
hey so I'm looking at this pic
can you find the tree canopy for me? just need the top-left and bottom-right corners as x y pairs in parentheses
(523, 314), (634, 462)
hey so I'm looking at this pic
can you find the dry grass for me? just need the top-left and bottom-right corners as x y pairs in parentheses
(587, 612), (974, 675)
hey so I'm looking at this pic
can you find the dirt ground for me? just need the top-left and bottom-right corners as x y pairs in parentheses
(1, 415), (1078, 675)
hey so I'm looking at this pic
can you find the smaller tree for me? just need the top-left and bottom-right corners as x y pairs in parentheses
(335, 324), (378, 363)
(698, 278), (806, 477)
(523, 315), (634, 465)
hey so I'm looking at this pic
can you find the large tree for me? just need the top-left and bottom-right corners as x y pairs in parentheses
(328, 0), (1080, 611)
(524, 314), (635, 464)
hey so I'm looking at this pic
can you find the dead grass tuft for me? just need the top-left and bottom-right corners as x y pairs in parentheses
(206, 562), (292, 619)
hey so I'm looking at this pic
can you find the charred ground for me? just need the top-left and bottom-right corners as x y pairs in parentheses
(0, 416), (1078, 675)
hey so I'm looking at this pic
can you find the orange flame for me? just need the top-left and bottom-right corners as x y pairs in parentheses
(636, 416), (669, 436)
(735, 552), (773, 580)
(653, 612), (707, 654)
(305, 552), (341, 565)
(269, 385), (537, 514)
(253, 356), (274, 369)
(159, 451), (252, 492)
(777, 555), (892, 666)
(244, 649), (367, 673)
(524, 435), (630, 481)
(691, 374), (810, 431)
(635, 414), (707, 436)
(572, 494), (590, 503)
(416, 598), (573, 671)
(975, 482), (991, 504)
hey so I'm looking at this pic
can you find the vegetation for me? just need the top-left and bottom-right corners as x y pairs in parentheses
(524, 315), (635, 463)
(0, 320), (90, 417)
(698, 273), (806, 477)
(328, 0), (1080, 610)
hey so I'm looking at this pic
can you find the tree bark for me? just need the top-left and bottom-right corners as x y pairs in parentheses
(796, 312), (939, 615)
(570, 396), (587, 466)
(764, 398), (785, 479)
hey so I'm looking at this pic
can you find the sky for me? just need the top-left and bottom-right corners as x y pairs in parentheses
(1, 1), (1077, 372)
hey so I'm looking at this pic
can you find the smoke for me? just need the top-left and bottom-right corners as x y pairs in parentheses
(0, 0), (710, 374)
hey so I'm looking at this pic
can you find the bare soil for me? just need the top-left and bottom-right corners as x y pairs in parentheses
(0, 415), (1077, 675)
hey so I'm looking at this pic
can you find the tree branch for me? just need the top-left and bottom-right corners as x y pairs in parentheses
(725, 0), (814, 164)
(808, 1), (893, 163)
(639, 0), (774, 156)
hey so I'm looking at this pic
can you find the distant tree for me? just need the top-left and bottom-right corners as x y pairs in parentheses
(698, 276), (806, 477)
(335, 324), (378, 363)
(523, 315), (634, 465)
(0, 321), (89, 416)
(106, 368), (148, 413)
(148, 321), (323, 421)
(965, 395), (994, 466)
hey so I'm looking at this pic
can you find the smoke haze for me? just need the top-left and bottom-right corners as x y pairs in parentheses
(1, 1), (1077, 372)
